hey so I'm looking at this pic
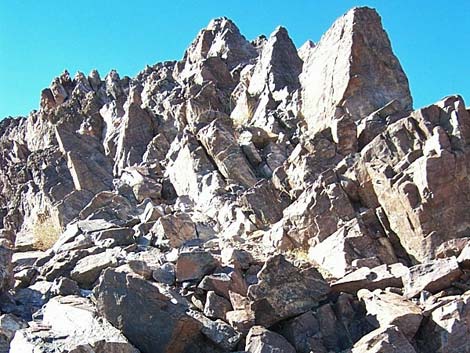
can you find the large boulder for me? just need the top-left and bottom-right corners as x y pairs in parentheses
(10, 296), (139, 353)
(247, 254), (330, 326)
(93, 268), (218, 353)
(402, 257), (462, 298)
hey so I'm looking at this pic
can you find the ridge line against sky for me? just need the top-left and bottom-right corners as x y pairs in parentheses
(1, 0), (469, 118)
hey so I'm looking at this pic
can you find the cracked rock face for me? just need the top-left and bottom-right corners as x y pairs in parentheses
(0, 6), (470, 353)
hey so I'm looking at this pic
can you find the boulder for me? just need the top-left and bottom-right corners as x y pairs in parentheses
(351, 325), (416, 353)
(151, 213), (197, 248)
(190, 311), (242, 351)
(176, 250), (218, 282)
(70, 249), (119, 287)
(358, 289), (422, 339)
(94, 268), (217, 353)
(245, 326), (295, 353)
(204, 291), (232, 320)
(197, 118), (257, 188)
(10, 296), (139, 353)
(0, 314), (27, 353)
(309, 218), (397, 278)
(247, 254), (329, 326)
(331, 263), (408, 294)
(417, 290), (470, 353)
(402, 257), (462, 298)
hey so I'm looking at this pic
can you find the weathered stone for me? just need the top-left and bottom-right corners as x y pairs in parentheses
(245, 326), (295, 353)
(50, 277), (81, 297)
(190, 311), (241, 351)
(197, 118), (257, 188)
(176, 250), (218, 282)
(361, 96), (470, 261)
(309, 218), (397, 278)
(0, 314), (27, 353)
(351, 325), (417, 353)
(70, 249), (119, 287)
(403, 257), (462, 298)
(417, 290), (470, 353)
(114, 86), (157, 175)
(275, 311), (327, 353)
(301, 7), (412, 134)
(204, 291), (232, 320)
(94, 227), (135, 246)
(10, 295), (139, 353)
(358, 289), (422, 339)
(457, 242), (470, 268)
(247, 254), (330, 326)
(152, 263), (176, 285)
(94, 268), (219, 353)
(247, 26), (302, 99)
(331, 263), (409, 294)
(151, 213), (197, 248)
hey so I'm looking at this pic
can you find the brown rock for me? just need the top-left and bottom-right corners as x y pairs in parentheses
(245, 326), (295, 353)
(457, 242), (470, 268)
(203, 291), (232, 320)
(197, 118), (257, 188)
(358, 289), (422, 339)
(351, 325), (417, 353)
(247, 254), (330, 326)
(360, 96), (470, 261)
(309, 218), (397, 278)
(176, 250), (218, 282)
(151, 213), (197, 248)
(418, 290), (470, 353)
(331, 263), (408, 294)
(402, 257), (462, 298)
(94, 268), (216, 353)
(301, 7), (412, 134)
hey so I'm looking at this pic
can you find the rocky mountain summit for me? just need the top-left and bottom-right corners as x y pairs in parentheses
(0, 6), (469, 353)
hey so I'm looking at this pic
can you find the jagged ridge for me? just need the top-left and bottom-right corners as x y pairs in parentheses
(0, 6), (469, 353)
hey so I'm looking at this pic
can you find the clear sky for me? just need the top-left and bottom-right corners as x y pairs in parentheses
(1, 1), (469, 119)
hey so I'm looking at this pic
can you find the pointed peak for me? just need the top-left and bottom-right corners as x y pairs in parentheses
(206, 17), (240, 33)
(269, 26), (290, 40)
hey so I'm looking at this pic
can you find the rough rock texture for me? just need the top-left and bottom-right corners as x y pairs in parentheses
(94, 268), (217, 353)
(300, 7), (412, 134)
(1, 6), (470, 353)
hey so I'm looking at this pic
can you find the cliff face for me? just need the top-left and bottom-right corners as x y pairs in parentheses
(1, 7), (470, 353)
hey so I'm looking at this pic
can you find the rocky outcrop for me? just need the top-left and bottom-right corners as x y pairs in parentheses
(300, 7), (412, 134)
(1, 6), (470, 353)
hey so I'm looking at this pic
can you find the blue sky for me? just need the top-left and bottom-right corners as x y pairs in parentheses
(1, 1), (469, 118)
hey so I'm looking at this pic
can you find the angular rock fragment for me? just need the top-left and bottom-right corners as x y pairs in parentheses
(94, 268), (215, 353)
(204, 291), (232, 320)
(351, 325), (417, 353)
(10, 296), (139, 353)
(358, 289), (422, 339)
(151, 213), (197, 248)
(247, 254), (329, 326)
(176, 250), (218, 282)
(245, 326), (295, 353)
(331, 263), (408, 294)
(70, 249), (119, 287)
(402, 257), (462, 298)
(417, 290), (470, 353)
